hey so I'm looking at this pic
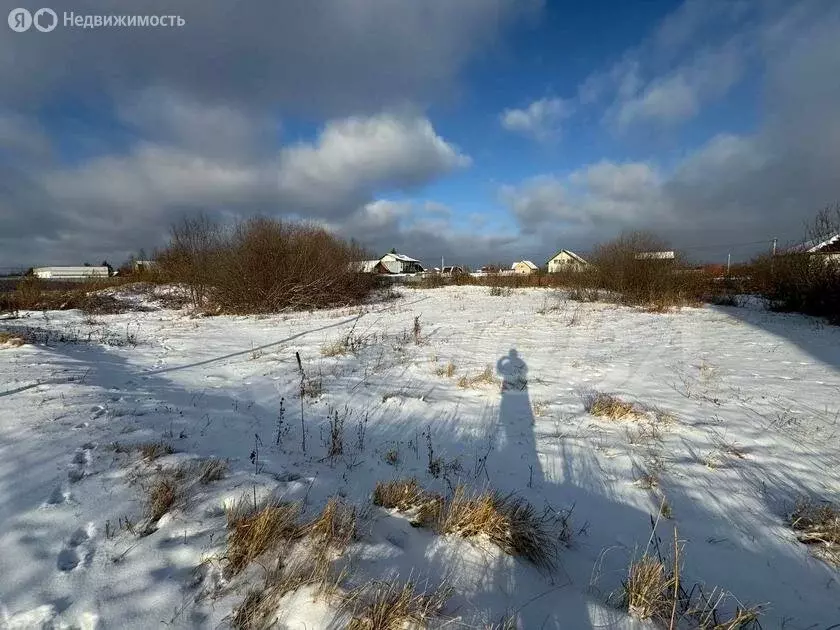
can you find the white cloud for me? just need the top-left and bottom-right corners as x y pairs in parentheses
(500, 98), (573, 141)
(278, 113), (470, 212)
(502, 161), (667, 236)
(610, 44), (744, 130)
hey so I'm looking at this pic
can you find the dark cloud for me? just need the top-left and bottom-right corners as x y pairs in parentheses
(0, 0), (539, 115)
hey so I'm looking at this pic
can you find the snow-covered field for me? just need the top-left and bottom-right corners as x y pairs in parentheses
(1, 286), (838, 629)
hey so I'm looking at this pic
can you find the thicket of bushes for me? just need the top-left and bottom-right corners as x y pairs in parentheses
(748, 205), (840, 323)
(156, 216), (376, 313)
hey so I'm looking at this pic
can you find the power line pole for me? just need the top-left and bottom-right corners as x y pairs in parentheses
(772, 238), (777, 257)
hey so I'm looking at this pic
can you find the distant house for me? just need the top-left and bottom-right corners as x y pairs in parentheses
(787, 233), (840, 264)
(441, 265), (465, 276)
(33, 266), (110, 281)
(377, 252), (425, 274)
(133, 260), (157, 273)
(634, 251), (675, 260)
(351, 252), (425, 275)
(546, 249), (588, 273)
(511, 260), (539, 275)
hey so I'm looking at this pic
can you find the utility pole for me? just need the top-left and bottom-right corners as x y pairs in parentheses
(772, 238), (777, 257)
(726, 251), (731, 276)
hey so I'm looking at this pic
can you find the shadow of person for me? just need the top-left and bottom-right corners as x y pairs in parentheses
(496, 349), (544, 489)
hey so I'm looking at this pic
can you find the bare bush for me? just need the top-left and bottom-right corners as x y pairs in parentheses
(589, 231), (705, 309)
(749, 204), (840, 324)
(156, 215), (375, 314)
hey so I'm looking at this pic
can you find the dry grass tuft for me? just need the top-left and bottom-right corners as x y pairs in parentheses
(623, 555), (675, 623)
(346, 579), (452, 630)
(373, 479), (442, 526)
(225, 496), (302, 576)
(0, 331), (25, 347)
(790, 499), (840, 565)
(231, 552), (343, 629)
(622, 527), (763, 629)
(146, 475), (180, 522)
(438, 486), (555, 569)
(138, 441), (175, 461)
(177, 458), (229, 484)
(458, 365), (498, 389)
(532, 400), (551, 417)
(583, 391), (641, 421)
(306, 497), (358, 552)
(435, 361), (456, 378)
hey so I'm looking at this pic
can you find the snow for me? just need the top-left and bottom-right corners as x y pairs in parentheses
(1, 286), (839, 628)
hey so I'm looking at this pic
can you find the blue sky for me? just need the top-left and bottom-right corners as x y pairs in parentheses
(1, 0), (839, 268)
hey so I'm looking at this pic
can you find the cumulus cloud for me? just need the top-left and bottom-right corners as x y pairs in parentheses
(610, 44), (744, 130)
(277, 113), (470, 213)
(500, 98), (573, 141)
(501, 161), (667, 241)
(0, 107), (470, 266)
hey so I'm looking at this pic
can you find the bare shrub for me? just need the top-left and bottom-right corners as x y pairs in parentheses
(346, 579), (452, 630)
(225, 496), (302, 576)
(157, 215), (375, 314)
(588, 231), (707, 309)
(569, 287), (600, 302)
(749, 204), (840, 324)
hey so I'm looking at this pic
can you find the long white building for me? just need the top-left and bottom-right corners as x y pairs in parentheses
(32, 266), (111, 281)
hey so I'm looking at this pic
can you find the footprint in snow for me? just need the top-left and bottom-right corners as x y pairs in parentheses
(57, 523), (96, 572)
(68, 444), (94, 483)
(44, 485), (71, 506)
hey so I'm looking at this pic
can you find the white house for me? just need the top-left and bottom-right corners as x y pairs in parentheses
(33, 266), (110, 281)
(133, 260), (157, 273)
(634, 251), (675, 260)
(546, 249), (588, 273)
(511, 260), (539, 275)
(789, 233), (840, 264)
(351, 252), (425, 275)
(377, 252), (425, 274)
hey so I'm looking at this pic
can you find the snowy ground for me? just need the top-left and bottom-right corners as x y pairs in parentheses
(1, 285), (838, 629)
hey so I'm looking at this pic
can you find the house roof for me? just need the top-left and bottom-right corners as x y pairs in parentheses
(783, 233), (840, 255)
(382, 253), (420, 262)
(546, 249), (588, 265)
(803, 233), (840, 253)
(512, 260), (538, 270)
